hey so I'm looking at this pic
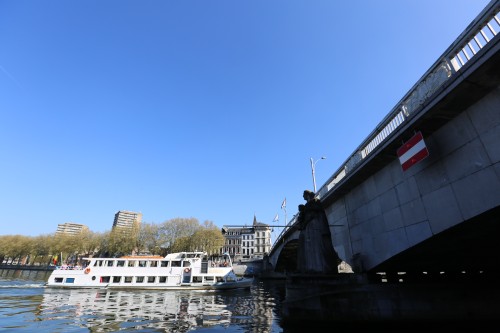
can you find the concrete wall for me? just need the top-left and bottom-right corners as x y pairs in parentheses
(328, 86), (500, 271)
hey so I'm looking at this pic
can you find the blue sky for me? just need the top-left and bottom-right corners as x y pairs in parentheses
(0, 0), (490, 238)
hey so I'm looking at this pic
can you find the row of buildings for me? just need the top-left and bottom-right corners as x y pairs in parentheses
(56, 211), (272, 260)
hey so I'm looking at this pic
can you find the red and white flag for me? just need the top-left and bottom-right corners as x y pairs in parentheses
(397, 131), (429, 171)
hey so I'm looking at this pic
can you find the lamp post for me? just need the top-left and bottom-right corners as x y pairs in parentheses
(310, 156), (326, 193)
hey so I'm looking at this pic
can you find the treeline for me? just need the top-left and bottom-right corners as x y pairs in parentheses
(0, 218), (225, 266)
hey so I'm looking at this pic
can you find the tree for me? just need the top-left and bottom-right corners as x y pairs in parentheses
(137, 222), (161, 255)
(190, 223), (225, 255)
(30, 234), (52, 265)
(107, 227), (136, 257)
(158, 218), (200, 252)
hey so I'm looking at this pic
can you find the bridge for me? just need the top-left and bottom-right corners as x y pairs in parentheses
(265, 1), (500, 281)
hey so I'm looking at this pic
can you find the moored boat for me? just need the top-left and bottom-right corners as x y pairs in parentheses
(45, 252), (253, 290)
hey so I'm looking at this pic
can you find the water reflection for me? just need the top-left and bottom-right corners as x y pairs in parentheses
(37, 281), (282, 332)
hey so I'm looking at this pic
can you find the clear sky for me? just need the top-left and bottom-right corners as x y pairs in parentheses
(0, 0), (491, 239)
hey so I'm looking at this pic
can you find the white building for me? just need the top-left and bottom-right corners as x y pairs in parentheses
(221, 215), (272, 260)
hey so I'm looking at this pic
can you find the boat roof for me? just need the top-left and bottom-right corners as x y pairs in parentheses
(119, 255), (164, 259)
(83, 251), (213, 261)
(164, 252), (206, 260)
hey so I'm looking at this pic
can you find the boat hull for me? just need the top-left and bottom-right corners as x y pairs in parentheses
(45, 280), (253, 290)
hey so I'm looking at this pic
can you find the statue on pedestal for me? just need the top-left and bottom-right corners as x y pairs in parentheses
(296, 190), (342, 274)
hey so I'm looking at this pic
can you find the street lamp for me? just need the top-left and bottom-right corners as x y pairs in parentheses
(310, 156), (326, 193)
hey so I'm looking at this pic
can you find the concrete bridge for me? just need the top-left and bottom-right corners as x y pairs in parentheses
(266, 1), (500, 281)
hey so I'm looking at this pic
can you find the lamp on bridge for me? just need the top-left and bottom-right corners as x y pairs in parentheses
(310, 156), (326, 193)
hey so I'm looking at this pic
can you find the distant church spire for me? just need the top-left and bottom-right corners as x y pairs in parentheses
(253, 214), (257, 226)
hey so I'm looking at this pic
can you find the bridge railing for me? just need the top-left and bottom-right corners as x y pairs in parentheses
(317, 2), (500, 200)
(270, 214), (298, 253)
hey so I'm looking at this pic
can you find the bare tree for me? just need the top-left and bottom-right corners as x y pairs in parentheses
(158, 218), (200, 252)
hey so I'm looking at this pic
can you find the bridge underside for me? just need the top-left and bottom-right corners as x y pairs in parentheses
(274, 240), (298, 273)
(273, 205), (500, 279)
(371, 205), (500, 276)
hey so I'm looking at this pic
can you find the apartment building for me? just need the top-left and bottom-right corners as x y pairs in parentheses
(112, 210), (142, 230)
(55, 222), (88, 236)
(221, 215), (271, 260)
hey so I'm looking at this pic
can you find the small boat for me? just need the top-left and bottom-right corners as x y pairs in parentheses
(45, 252), (253, 290)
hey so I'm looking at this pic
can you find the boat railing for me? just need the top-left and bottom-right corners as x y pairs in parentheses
(55, 265), (83, 270)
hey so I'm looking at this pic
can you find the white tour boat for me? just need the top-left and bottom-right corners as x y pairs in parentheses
(45, 252), (253, 290)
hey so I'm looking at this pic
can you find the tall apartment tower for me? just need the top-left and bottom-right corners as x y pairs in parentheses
(112, 210), (142, 230)
(56, 222), (88, 236)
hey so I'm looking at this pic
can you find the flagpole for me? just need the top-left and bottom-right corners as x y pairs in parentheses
(281, 197), (287, 229)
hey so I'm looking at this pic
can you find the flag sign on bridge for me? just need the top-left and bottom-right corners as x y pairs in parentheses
(397, 131), (429, 171)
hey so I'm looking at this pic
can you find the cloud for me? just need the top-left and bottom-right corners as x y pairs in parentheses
(0, 65), (23, 89)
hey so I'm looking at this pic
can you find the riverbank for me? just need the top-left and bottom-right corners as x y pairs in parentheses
(0, 264), (54, 271)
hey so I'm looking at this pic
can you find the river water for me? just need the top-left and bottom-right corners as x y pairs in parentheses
(3, 269), (493, 332)
(0, 269), (288, 333)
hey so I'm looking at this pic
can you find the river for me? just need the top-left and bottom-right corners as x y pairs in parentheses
(0, 269), (288, 333)
(2, 268), (492, 332)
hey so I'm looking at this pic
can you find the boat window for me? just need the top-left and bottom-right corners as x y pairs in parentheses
(94, 260), (103, 267)
(136, 276), (144, 283)
(65, 278), (75, 283)
(160, 261), (168, 267)
(124, 276), (133, 283)
(182, 261), (191, 267)
(138, 260), (147, 267)
(128, 261), (136, 267)
(117, 260), (125, 267)
(150, 261), (158, 267)
(216, 277), (224, 282)
(193, 276), (202, 283)
(113, 276), (121, 283)
(171, 261), (181, 267)
(100, 276), (110, 283)
(204, 276), (214, 282)
(55, 277), (63, 283)
(106, 261), (114, 267)
(159, 276), (167, 283)
(147, 276), (155, 283)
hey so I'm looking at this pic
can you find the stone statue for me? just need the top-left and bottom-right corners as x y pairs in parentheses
(296, 190), (342, 274)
